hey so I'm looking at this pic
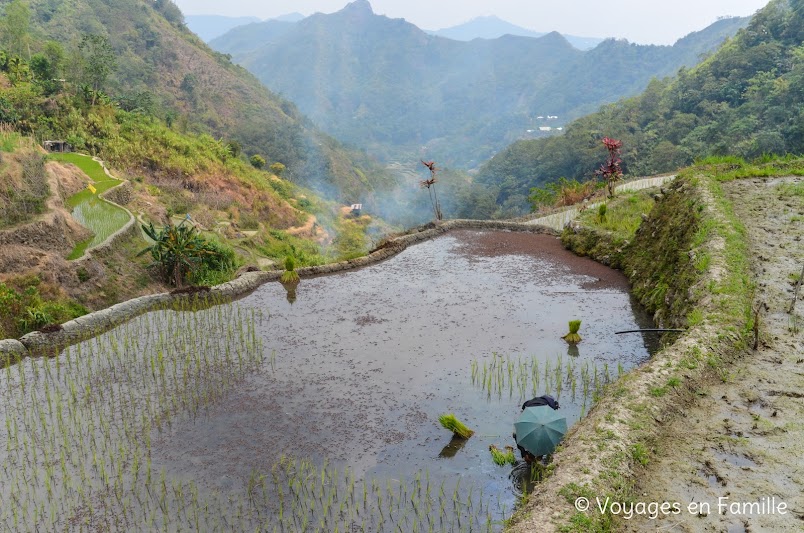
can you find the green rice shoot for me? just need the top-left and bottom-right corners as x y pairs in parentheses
(489, 445), (516, 466)
(439, 413), (474, 439)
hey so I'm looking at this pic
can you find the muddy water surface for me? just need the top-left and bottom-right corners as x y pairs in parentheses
(150, 230), (657, 522)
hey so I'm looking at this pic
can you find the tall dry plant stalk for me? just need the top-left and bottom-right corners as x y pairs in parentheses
(420, 160), (443, 221)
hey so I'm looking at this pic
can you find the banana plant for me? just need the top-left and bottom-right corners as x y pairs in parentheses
(138, 222), (220, 287)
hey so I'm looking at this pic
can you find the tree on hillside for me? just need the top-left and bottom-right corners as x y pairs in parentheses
(250, 154), (266, 169)
(269, 162), (286, 176)
(1, 0), (31, 59)
(153, 0), (184, 27)
(78, 34), (116, 105)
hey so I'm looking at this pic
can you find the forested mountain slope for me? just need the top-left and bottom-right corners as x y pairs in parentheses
(476, 0), (802, 211)
(211, 0), (748, 167)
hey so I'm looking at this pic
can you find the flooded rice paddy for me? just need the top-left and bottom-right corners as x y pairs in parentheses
(49, 153), (129, 259)
(0, 230), (658, 531)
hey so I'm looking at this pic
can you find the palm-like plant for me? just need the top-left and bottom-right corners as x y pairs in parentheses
(138, 222), (220, 287)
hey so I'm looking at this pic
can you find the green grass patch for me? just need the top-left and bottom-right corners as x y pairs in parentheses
(630, 443), (650, 466)
(0, 130), (21, 152)
(778, 181), (804, 197)
(258, 230), (327, 267)
(48, 153), (122, 198)
(695, 155), (804, 182)
(687, 308), (704, 327)
(576, 190), (656, 239)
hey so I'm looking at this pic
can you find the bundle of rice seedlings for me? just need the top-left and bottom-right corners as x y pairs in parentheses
(280, 256), (300, 283)
(489, 445), (516, 466)
(562, 320), (582, 343)
(438, 413), (474, 439)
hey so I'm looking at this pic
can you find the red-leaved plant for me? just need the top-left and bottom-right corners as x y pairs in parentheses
(595, 137), (623, 198)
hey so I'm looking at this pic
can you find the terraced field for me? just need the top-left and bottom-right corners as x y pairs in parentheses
(48, 153), (132, 259)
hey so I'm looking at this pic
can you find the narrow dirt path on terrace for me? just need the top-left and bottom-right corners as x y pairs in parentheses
(623, 176), (804, 533)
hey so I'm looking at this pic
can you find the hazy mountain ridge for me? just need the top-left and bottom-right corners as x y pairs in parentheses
(209, 20), (297, 56)
(184, 15), (261, 42)
(428, 15), (604, 50)
(533, 16), (752, 121)
(211, 0), (748, 168)
(186, 13), (306, 43)
(475, 0), (802, 213)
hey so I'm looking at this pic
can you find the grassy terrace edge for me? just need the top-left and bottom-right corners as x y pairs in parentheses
(507, 162), (764, 532)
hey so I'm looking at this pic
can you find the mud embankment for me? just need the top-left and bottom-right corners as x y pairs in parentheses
(508, 174), (754, 532)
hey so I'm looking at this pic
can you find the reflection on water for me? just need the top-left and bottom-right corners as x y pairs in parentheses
(438, 435), (470, 458)
(280, 279), (299, 304)
(509, 460), (550, 499)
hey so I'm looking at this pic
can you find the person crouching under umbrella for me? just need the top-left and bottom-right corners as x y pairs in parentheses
(513, 394), (560, 463)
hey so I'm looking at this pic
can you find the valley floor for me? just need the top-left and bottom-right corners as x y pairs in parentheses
(623, 176), (804, 532)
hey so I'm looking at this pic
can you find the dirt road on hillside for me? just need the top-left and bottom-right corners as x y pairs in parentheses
(624, 177), (804, 533)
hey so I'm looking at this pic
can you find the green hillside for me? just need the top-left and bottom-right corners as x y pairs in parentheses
(0, 0), (394, 203)
(477, 0), (803, 212)
(210, 0), (747, 168)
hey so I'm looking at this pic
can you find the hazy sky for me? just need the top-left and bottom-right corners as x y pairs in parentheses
(174, 0), (770, 45)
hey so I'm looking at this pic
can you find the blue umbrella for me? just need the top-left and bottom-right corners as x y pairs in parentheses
(514, 406), (567, 457)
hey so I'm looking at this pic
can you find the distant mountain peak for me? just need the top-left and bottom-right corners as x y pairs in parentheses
(466, 15), (505, 23)
(341, 0), (374, 15)
(532, 31), (572, 49)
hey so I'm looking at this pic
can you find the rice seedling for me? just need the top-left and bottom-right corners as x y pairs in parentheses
(279, 256), (300, 283)
(489, 445), (516, 466)
(562, 320), (582, 343)
(438, 414), (475, 439)
(469, 353), (620, 409)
